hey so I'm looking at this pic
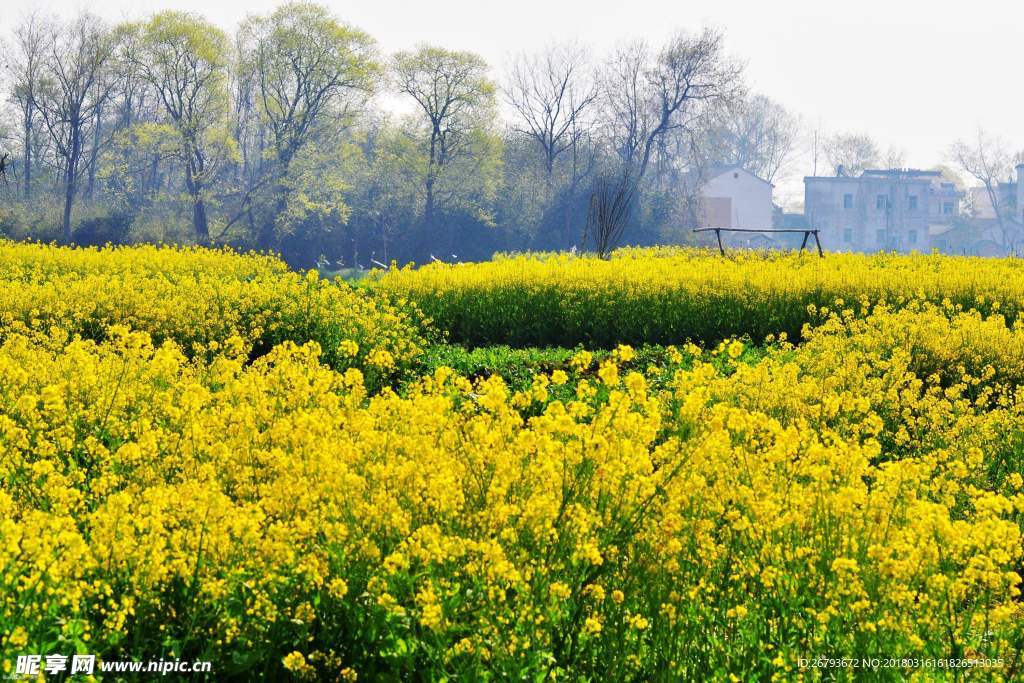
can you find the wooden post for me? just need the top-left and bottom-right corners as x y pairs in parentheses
(813, 230), (823, 257)
(799, 230), (810, 253)
(715, 228), (725, 256)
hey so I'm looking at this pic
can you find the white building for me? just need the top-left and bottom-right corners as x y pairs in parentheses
(696, 165), (774, 231)
(938, 164), (1024, 255)
(804, 168), (961, 253)
(969, 164), (1024, 223)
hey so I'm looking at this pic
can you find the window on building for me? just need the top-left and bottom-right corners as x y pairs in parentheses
(843, 193), (854, 209)
(908, 229), (917, 245)
(943, 201), (954, 215)
(876, 229), (886, 244)
(908, 195), (918, 210)
(876, 195), (887, 210)
(843, 228), (852, 243)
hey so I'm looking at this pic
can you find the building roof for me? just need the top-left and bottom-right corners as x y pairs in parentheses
(805, 168), (940, 182)
(972, 182), (1019, 195)
(861, 168), (941, 177)
(701, 164), (774, 188)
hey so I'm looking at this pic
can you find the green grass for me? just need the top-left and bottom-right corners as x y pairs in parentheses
(413, 342), (772, 395)
(319, 267), (372, 284)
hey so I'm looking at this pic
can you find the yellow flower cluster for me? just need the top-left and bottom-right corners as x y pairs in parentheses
(0, 241), (426, 388)
(2, 300), (1022, 679)
(377, 246), (1024, 347)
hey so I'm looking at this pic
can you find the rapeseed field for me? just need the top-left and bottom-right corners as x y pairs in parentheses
(2, 244), (1022, 680)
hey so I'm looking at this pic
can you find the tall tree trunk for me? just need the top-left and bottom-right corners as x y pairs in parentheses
(62, 169), (76, 244)
(86, 105), (101, 199)
(418, 173), (438, 261)
(22, 109), (32, 200)
(148, 154), (160, 198)
(259, 151), (294, 251)
(421, 128), (440, 257)
(185, 156), (210, 243)
(259, 186), (287, 251)
(424, 174), (436, 227)
(193, 198), (210, 243)
(63, 123), (82, 244)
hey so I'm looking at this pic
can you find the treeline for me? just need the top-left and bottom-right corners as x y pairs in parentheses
(0, 2), (800, 267)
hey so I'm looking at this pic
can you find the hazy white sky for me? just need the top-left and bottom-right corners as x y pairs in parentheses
(2, 0), (1021, 205)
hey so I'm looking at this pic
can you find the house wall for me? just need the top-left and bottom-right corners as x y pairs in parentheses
(971, 187), (998, 219)
(971, 173), (1024, 224)
(805, 176), (931, 253)
(701, 170), (773, 229)
(804, 178), (863, 251)
(698, 196), (732, 228)
(1018, 164), (1024, 224)
(928, 182), (961, 224)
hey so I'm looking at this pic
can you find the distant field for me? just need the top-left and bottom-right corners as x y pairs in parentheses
(377, 246), (1024, 346)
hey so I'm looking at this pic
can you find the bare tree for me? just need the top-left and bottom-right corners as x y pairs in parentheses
(601, 28), (743, 181)
(882, 145), (906, 170)
(505, 42), (597, 181)
(109, 24), (152, 130)
(601, 41), (646, 170)
(703, 93), (799, 183)
(582, 168), (636, 258)
(36, 12), (116, 242)
(230, 28), (257, 183)
(5, 12), (50, 199)
(950, 129), (1024, 250)
(823, 132), (879, 177)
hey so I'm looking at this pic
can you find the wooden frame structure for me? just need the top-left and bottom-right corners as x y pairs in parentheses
(692, 227), (824, 257)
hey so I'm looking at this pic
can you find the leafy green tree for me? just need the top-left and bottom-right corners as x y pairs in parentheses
(130, 11), (234, 242)
(238, 2), (379, 249)
(346, 119), (423, 264)
(97, 121), (179, 211)
(391, 45), (501, 249)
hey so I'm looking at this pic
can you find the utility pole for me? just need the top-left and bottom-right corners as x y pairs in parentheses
(812, 129), (818, 177)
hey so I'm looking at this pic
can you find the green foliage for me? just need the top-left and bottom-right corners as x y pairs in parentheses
(277, 142), (359, 234)
(2, 3), (746, 264)
(238, 2), (379, 156)
(237, 2), (381, 248)
(419, 343), (702, 387)
(391, 44), (502, 227)
(419, 344), (578, 391)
